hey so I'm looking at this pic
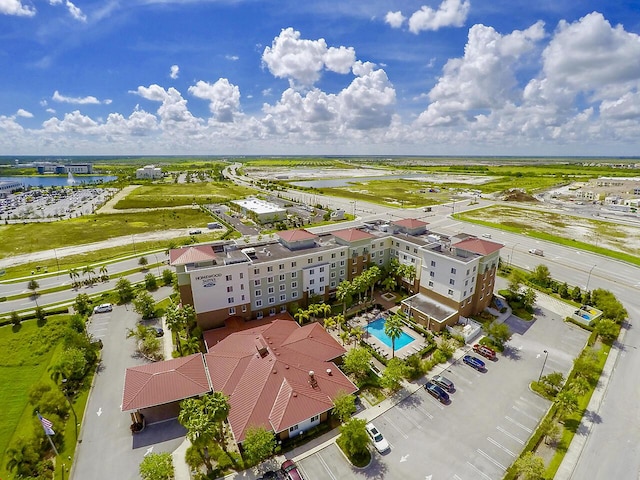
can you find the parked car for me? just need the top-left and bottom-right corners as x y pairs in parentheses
(481, 233), (492, 238)
(424, 380), (450, 404)
(431, 374), (455, 393)
(463, 355), (486, 371)
(366, 422), (390, 453)
(152, 327), (164, 337)
(258, 470), (285, 480)
(281, 460), (304, 480)
(473, 344), (497, 361)
(93, 303), (113, 314)
(528, 248), (544, 256)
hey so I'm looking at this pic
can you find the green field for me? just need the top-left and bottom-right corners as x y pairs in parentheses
(113, 182), (255, 209)
(0, 209), (214, 258)
(0, 316), (70, 478)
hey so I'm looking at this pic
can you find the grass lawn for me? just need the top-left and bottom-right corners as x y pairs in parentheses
(0, 209), (215, 258)
(113, 182), (256, 209)
(0, 315), (70, 479)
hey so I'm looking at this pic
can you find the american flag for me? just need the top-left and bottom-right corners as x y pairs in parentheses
(38, 413), (55, 436)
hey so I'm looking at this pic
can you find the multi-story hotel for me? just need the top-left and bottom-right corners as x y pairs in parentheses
(169, 218), (503, 332)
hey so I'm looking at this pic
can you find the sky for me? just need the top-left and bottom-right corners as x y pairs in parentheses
(2, 0), (640, 157)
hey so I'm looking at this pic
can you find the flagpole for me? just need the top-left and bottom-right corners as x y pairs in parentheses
(46, 434), (59, 456)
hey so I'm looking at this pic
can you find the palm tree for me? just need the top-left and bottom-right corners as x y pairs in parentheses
(27, 279), (39, 307)
(68, 268), (80, 287)
(82, 265), (95, 285)
(366, 266), (381, 302)
(324, 317), (337, 332)
(165, 301), (185, 355)
(182, 336), (202, 355)
(384, 314), (404, 359)
(336, 280), (353, 317)
(339, 330), (350, 346)
(319, 302), (332, 319)
(294, 308), (310, 325)
(99, 265), (109, 282)
(6, 437), (38, 476)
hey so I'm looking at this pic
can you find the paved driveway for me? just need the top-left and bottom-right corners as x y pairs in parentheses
(299, 304), (589, 480)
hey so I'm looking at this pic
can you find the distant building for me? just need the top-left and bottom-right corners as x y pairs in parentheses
(0, 180), (23, 197)
(65, 164), (93, 174)
(136, 165), (163, 179)
(35, 163), (93, 174)
(231, 197), (287, 224)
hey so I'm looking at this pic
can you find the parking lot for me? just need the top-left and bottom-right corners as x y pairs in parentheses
(298, 305), (590, 480)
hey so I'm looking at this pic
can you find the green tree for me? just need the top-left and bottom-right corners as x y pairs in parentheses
(531, 264), (551, 287)
(539, 417), (561, 445)
(133, 291), (156, 319)
(69, 268), (80, 287)
(591, 289), (627, 323)
(555, 390), (579, 421)
(483, 321), (512, 348)
(182, 335), (201, 355)
(573, 349), (600, 383)
(145, 273), (158, 291)
(539, 371), (564, 396)
(384, 314), (404, 358)
(126, 324), (163, 359)
(139, 256), (149, 269)
(339, 330), (350, 346)
(74, 293), (93, 316)
(522, 287), (537, 311)
(571, 285), (582, 302)
(5, 437), (40, 477)
(339, 418), (369, 459)
(242, 426), (276, 465)
(568, 376), (591, 397)
(513, 451), (545, 480)
(558, 282), (569, 299)
(332, 391), (357, 423)
(380, 357), (407, 391)
(99, 265), (109, 282)
(162, 268), (175, 285)
(343, 347), (372, 380)
(365, 265), (381, 301)
(336, 280), (354, 317)
(27, 279), (40, 306)
(165, 301), (186, 355)
(139, 452), (175, 480)
(294, 308), (310, 325)
(82, 265), (96, 285)
(34, 306), (46, 324)
(323, 316), (337, 332)
(594, 318), (619, 341)
(10, 310), (21, 327)
(178, 393), (230, 473)
(507, 270), (523, 298)
(116, 277), (135, 304)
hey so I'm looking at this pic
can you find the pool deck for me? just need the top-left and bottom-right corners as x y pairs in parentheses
(349, 310), (428, 360)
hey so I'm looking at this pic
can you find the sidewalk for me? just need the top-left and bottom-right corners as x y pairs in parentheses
(553, 321), (627, 479)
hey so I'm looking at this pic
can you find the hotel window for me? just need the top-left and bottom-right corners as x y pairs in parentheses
(228, 297), (234, 304)
(379, 259), (383, 265)
(268, 276), (274, 283)
(255, 289), (262, 297)
(279, 274), (285, 281)
(256, 299), (262, 307)
(465, 280), (469, 286)
(254, 268), (260, 275)
(257, 311), (263, 319)
(431, 260), (436, 267)
(331, 262), (336, 268)
(280, 305), (287, 313)
(226, 274), (232, 281)
(331, 253), (336, 258)
(318, 256), (323, 261)
(371, 252), (376, 258)
(268, 286), (274, 294)
(254, 279), (261, 286)
(280, 294), (286, 301)
(320, 277), (324, 283)
(352, 258), (357, 265)
(451, 267), (456, 274)
(473, 266), (477, 272)
(430, 271), (435, 277)
(289, 425), (299, 433)
(309, 289), (315, 295)
(229, 307), (236, 315)
(414, 248), (418, 254)
(331, 272), (336, 278)
(308, 258), (313, 264)
(291, 281), (297, 289)
(466, 269), (470, 275)
(268, 297), (275, 304)
(319, 266), (325, 272)
(330, 281), (336, 287)
(240, 272), (244, 279)
(279, 284), (286, 291)
(340, 269), (345, 276)
(269, 308), (276, 316)
(226, 286), (233, 293)
(292, 272), (297, 278)
(351, 268), (357, 274)
(242, 305), (247, 312)
(341, 251), (345, 256)
(310, 269), (315, 275)
(311, 414), (319, 422)
(319, 286), (325, 293)
(309, 279), (315, 285)
(292, 291), (298, 298)
(240, 284), (244, 290)
(448, 289), (453, 295)
(449, 279), (455, 285)
(241, 294), (245, 301)
(267, 266), (273, 272)
(279, 264), (284, 270)
(428, 281), (434, 287)
(340, 260), (345, 267)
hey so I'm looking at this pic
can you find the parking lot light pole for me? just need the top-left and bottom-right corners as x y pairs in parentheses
(538, 350), (549, 382)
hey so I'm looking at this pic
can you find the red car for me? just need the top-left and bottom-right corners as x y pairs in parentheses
(281, 460), (304, 480)
(473, 344), (496, 360)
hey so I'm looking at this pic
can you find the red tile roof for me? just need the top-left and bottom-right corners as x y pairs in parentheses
(121, 354), (211, 411)
(332, 228), (375, 242)
(392, 218), (428, 228)
(277, 229), (318, 242)
(204, 319), (356, 443)
(169, 245), (217, 266)
(453, 237), (503, 255)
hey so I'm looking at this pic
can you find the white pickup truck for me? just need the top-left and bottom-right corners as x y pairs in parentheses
(528, 248), (544, 256)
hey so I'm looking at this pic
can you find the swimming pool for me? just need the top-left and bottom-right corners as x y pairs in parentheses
(367, 317), (416, 349)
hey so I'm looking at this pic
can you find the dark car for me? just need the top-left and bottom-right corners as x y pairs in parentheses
(431, 374), (455, 393)
(281, 460), (304, 480)
(152, 327), (164, 337)
(424, 380), (450, 404)
(258, 470), (285, 480)
(463, 354), (486, 371)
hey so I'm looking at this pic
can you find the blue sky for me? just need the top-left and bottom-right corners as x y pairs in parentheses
(2, 0), (640, 156)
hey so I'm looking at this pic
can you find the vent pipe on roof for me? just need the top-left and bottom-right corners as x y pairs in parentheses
(326, 368), (332, 376)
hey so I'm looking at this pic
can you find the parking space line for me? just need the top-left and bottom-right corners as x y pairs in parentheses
(518, 396), (546, 412)
(511, 405), (539, 422)
(316, 452), (338, 480)
(465, 461), (493, 480)
(487, 437), (517, 457)
(496, 426), (525, 445)
(453, 474), (463, 480)
(444, 369), (474, 385)
(385, 419), (409, 439)
(416, 405), (434, 420)
(505, 416), (532, 433)
(396, 406), (424, 429)
(476, 449), (507, 471)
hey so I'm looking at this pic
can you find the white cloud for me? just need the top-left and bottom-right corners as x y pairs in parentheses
(189, 78), (241, 123)
(103, 109), (159, 136)
(0, 0), (35, 17)
(262, 28), (356, 88)
(418, 21), (545, 126)
(46, 108), (56, 114)
(42, 110), (99, 133)
(16, 108), (33, 118)
(132, 84), (201, 130)
(385, 11), (405, 29)
(170, 64), (179, 79)
(52, 90), (108, 105)
(225, 55), (239, 61)
(49, 0), (86, 21)
(408, 0), (470, 34)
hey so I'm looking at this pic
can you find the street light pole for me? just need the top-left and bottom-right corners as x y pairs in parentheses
(62, 379), (78, 441)
(509, 243), (520, 268)
(586, 264), (597, 291)
(538, 350), (549, 382)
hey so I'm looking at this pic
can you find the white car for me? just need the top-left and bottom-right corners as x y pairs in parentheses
(366, 423), (390, 453)
(93, 303), (113, 314)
